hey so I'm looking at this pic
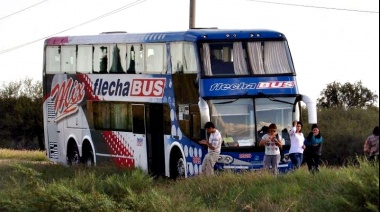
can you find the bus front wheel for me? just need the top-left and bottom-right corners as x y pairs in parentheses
(170, 150), (186, 179)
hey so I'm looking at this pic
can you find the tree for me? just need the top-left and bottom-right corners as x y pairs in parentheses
(0, 78), (44, 150)
(0, 78), (42, 99)
(317, 81), (378, 109)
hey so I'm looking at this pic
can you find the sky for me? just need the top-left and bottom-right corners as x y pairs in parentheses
(0, 0), (379, 105)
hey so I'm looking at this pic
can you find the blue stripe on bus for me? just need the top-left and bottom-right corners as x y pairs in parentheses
(200, 76), (298, 97)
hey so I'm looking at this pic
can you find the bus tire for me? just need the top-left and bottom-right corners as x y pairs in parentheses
(81, 142), (95, 166)
(67, 144), (80, 166)
(170, 150), (186, 179)
(81, 150), (94, 166)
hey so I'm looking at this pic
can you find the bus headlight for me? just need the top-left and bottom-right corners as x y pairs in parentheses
(218, 155), (233, 164)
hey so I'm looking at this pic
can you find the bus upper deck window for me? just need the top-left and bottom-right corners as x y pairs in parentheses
(109, 44), (126, 73)
(45, 46), (61, 74)
(202, 42), (249, 76)
(248, 41), (295, 75)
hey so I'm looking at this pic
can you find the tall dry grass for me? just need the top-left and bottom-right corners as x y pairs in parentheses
(0, 149), (378, 211)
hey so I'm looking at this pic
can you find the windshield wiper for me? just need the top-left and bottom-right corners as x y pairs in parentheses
(258, 92), (293, 105)
(214, 91), (249, 104)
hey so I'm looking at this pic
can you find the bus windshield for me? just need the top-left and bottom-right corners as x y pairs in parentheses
(202, 40), (295, 76)
(209, 97), (297, 147)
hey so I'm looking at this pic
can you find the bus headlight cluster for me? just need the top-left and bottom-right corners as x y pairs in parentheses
(218, 155), (233, 164)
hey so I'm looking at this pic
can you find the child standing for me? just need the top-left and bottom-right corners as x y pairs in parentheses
(259, 123), (283, 175)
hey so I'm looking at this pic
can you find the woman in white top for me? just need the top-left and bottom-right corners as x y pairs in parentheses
(288, 121), (305, 169)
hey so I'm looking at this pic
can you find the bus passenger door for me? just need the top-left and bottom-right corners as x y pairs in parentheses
(146, 104), (165, 177)
(131, 104), (148, 172)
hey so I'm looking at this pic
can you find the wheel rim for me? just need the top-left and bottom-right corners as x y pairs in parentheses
(176, 157), (185, 177)
(72, 150), (80, 164)
(68, 149), (80, 165)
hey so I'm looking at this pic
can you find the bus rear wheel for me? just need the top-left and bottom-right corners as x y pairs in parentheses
(82, 150), (94, 166)
(67, 144), (80, 166)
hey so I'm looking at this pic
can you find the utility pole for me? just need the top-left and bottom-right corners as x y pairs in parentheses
(189, 0), (196, 29)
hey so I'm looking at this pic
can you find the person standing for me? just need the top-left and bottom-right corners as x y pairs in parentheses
(304, 124), (323, 173)
(199, 122), (222, 176)
(259, 123), (283, 175)
(363, 126), (379, 161)
(288, 121), (305, 169)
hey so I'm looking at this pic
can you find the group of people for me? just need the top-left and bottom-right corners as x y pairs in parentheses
(258, 121), (323, 174)
(198, 121), (379, 176)
(288, 121), (324, 173)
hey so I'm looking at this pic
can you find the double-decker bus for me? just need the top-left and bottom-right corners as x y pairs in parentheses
(43, 29), (317, 178)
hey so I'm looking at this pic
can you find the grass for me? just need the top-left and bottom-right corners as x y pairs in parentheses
(0, 149), (48, 162)
(0, 149), (378, 212)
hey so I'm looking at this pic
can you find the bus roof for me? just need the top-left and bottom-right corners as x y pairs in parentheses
(45, 29), (286, 46)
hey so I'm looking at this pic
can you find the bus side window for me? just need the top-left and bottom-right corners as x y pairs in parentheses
(93, 102), (111, 129)
(176, 104), (202, 142)
(127, 44), (144, 74)
(127, 45), (136, 74)
(176, 61), (184, 73)
(163, 104), (172, 135)
(135, 44), (144, 74)
(177, 104), (190, 138)
(190, 105), (201, 141)
(170, 42), (184, 74)
(45, 46), (61, 74)
(132, 104), (145, 134)
(145, 43), (165, 74)
(109, 44), (125, 73)
(61, 46), (76, 74)
(77, 45), (92, 74)
(146, 55), (155, 72)
(111, 103), (132, 131)
(93, 45), (109, 74)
